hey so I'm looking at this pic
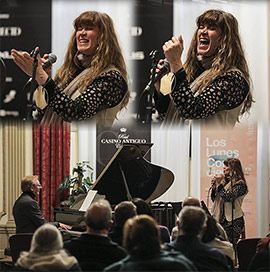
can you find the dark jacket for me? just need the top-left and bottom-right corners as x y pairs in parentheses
(109, 226), (123, 246)
(64, 233), (127, 271)
(13, 192), (58, 233)
(104, 250), (197, 271)
(248, 250), (270, 272)
(164, 235), (230, 271)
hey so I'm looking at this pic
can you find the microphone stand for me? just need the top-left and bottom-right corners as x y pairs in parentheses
(24, 50), (39, 121)
(140, 50), (159, 124)
(230, 173), (235, 246)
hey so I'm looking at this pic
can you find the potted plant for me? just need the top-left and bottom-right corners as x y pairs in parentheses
(57, 161), (94, 207)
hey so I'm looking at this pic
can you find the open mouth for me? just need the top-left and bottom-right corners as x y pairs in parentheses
(199, 38), (209, 46)
(79, 39), (89, 44)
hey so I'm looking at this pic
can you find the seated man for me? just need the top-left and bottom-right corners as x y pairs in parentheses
(164, 206), (230, 271)
(105, 214), (196, 271)
(171, 196), (228, 242)
(64, 199), (127, 272)
(13, 175), (70, 233)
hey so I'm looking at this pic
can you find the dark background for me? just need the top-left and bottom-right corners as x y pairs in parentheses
(0, 0), (51, 118)
(133, 0), (173, 123)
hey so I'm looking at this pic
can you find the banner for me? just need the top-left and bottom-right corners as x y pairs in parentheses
(95, 121), (151, 204)
(96, 122), (151, 177)
(200, 124), (257, 238)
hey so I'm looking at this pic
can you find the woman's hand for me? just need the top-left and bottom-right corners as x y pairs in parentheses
(214, 174), (224, 185)
(211, 174), (224, 189)
(42, 53), (52, 77)
(163, 35), (184, 73)
(211, 176), (217, 189)
(11, 47), (49, 86)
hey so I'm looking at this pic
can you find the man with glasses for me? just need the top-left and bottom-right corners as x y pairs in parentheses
(13, 175), (70, 233)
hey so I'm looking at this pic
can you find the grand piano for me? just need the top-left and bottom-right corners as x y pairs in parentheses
(54, 143), (175, 232)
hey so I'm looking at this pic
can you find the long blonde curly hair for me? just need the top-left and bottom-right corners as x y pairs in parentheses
(184, 9), (253, 115)
(54, 11), (129, 110)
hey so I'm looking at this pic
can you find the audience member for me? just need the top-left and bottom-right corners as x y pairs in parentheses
(109, 201), (137, 246)
(171, 196), (228, 241)
(164, 206), (230, 271)
(13, 175), (70, 233)
(132, 198), (170, 243)
(171, 196), (201, 240)
(247, 236), (270, 271)
(202, 215), (235, 266)
(104, 215), (197, 271)
(15, 223), (81, 271)
(256, 236), (270, 251)
(64, 199), (127, 271)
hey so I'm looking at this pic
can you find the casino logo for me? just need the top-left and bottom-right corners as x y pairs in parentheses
(100, 127), (147, 148)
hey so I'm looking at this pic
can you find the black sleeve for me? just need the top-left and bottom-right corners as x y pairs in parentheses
(171, 70), (249, 119)
(219, 182), (247, 202)
(43, 70), (127, 122)
(154, 90), (171, 115)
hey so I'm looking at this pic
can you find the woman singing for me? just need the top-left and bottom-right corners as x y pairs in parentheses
(154, 9), (253, 129)
(211, 158), (248, 244)
(11, 11), (129, 127)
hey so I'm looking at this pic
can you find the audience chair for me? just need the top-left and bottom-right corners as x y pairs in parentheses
(9, 233), (33, 263)
(236, 238), (260, 271)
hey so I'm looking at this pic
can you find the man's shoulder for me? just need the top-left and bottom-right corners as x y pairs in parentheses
(64, 233), (127, 261)
(206, 245), (227, 259)
(64, 233), (124, 250)
(160, 249), (194, 263)
(13, 193), (35, 209)
(163, 235), (192, 250)
(16, 192), (34, 202)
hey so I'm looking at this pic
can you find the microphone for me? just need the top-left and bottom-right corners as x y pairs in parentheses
(42, 53), (57, 70)
(144, 59), (170, 91)
(210, 179), (216, 189)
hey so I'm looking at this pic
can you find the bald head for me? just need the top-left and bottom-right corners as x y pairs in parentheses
(182, 196), (201, 208)
(85, 199), (112, 233)
(177, 206), (207, 237)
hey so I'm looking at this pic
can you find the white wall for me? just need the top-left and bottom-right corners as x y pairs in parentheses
(52, 0), (133, 76)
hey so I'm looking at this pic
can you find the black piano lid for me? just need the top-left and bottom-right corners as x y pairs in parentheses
(92, 143), (174, 205)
